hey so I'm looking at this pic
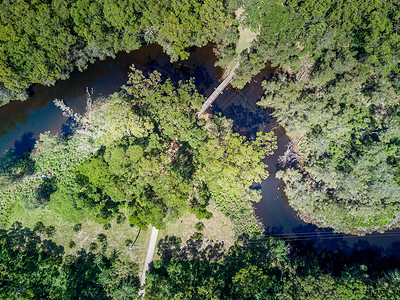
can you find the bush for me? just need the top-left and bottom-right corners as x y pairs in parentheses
(33, 221), (45, 233)
(73, 223), (82, 232)
(44, 226), (56, 237)
(125, 239), (133, 247)
(103, 223), (111, 230)
(116, 214), (126, 224)
(192, 232), (203, 240)
(195, 222), (205, 232)
(69, 240), (76, 248)
(97, 233), (107, 244)
(89, 242), (98, 251)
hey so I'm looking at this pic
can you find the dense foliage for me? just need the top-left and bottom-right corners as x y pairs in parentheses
(230, 0), (400, 88)
(49, 68), (276, 230)
(1, 0), (399, 235)
(0, 0), (232, 105)
(0, 68), (276, 233)
(146, 237), (400, 299)
(217, 0), (400, 233)
(3, 0), (400, 297)
(0, 223), (139, 299)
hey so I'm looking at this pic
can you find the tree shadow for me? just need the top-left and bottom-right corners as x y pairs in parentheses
(1, 222), (140, 298)
(157, 235), (226, 262)
(13, 132), (36, 157)
(35, 177), (58, 207)
(61, 117), (79, 136)
(214, 103), (272, 139)
(0, 132), (36, 181)
(3, 222), (64, 256)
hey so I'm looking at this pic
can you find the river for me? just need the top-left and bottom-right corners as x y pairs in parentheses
(0, 44), (399, 272)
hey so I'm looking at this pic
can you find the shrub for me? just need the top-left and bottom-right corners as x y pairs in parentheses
(103, 223), (111, 230)
(125, 239), (133, 247)
(89, 242), (98, 251)
(33, 221), (45, 233)
(116, 214), (126, 224)
(69, 240), (76, 248)
(97, 233), (107, 244)
(44, 226), (56, 237)
(73, 223), (82, 232)
(192, 232), (203, 240)
(195, 222), (205, 232)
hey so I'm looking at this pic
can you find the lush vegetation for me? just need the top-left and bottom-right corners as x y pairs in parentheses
(2, 0), (400, 297)
(0, 66), (276, 231)
(0, 223), (139, 299)
(2, 0), (399, 235)
(0, 0), (232, 106)
(50, 69), (275, 231)
(213, 0), (400, 234)
(4, 223), (400, 299)
(146, 236), (400, 299)
(0, 66), (277, 297)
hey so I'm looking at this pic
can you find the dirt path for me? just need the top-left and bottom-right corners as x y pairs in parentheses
(139, 226), (159, 297)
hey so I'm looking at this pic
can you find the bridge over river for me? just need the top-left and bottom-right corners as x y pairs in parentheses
(197, 62), (240, 117)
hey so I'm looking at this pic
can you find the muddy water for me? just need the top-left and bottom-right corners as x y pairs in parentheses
(0, 44), (399, 270)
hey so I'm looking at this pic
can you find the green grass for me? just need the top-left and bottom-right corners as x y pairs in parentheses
(7, 203), (150, 269)
(154, 206), (236, 260)
(236, 26), (258, 55)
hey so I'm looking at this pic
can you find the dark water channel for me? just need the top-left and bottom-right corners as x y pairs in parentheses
(0, 44), (399, 272)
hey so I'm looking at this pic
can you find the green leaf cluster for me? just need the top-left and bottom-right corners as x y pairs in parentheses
(0, 223), (139, 299)
(146, 237), (400, 299)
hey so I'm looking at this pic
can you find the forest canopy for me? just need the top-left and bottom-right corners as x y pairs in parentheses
(0, 0), (232, 105)
(229, 0), (400, 233)
(0, 0), (400, 234)
(2, 0), (400, 297)
(146, 236), (400, 299)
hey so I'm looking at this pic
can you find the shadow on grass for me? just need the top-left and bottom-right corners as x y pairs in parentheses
(2, 221), (64, 255)
(157, 234), (226, 262)
(1, 222), (140, 299)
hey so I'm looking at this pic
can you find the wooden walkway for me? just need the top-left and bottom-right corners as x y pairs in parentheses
(197, 62), (240, 117)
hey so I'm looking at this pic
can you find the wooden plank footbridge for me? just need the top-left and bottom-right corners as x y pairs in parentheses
(197, 62), (240, 117)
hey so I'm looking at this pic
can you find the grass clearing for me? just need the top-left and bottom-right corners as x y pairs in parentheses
(6, 203), (150, 270)
(236, 26), (259, 55)
(155, 205), (235, 260)
(220, 8), (259, 77)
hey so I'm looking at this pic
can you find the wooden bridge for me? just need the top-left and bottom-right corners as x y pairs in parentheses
(197, 62), (240, 117)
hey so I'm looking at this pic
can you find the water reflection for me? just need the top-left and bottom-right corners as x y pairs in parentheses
(13, 132), (36, 158)
(212, 72), (400, 269)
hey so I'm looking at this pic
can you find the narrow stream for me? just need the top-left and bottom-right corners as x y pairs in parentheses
(0, 44), (399, 271)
